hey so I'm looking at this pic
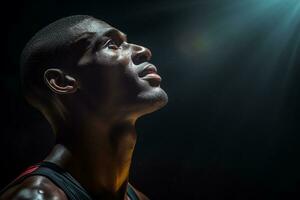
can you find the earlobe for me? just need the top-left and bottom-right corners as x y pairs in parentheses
(44, 68), (78, 94)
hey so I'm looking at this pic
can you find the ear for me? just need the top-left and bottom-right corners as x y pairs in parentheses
(44, 68), (79, 94)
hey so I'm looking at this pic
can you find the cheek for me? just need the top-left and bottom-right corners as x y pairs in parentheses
(92, 50), (138, 93)
(116, 51), (132, 66)
(96, 49), (131, 67)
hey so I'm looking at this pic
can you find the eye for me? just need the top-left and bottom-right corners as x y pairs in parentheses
(104, 39), (119, 50)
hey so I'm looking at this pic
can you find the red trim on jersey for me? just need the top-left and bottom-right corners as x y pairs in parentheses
(14, 165), (39, 181)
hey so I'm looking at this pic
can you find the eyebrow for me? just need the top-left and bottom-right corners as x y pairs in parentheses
(71, 28), (127, 52)
(102, 28), (127, 42)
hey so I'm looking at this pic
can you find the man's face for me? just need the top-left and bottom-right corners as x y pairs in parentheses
(69, 18), (168, 119)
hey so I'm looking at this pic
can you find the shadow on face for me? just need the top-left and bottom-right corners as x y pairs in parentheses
(43, 17), (168, 121)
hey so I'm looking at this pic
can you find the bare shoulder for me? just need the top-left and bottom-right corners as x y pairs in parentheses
(128, 184), (150, 200)
(0, 175), (67, 200)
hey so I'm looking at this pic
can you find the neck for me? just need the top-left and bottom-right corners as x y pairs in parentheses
(44, 115), (137, 200)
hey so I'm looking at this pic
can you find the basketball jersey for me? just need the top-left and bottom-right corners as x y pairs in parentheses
(0, 161), (140, 200)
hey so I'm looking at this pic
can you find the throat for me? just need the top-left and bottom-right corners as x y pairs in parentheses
(44, 119), (137, 199)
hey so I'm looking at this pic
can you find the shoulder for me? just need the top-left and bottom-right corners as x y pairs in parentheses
(128, 184), (150, 200)
(0, 175), (68, 200)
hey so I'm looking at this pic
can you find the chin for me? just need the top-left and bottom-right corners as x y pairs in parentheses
(135, 87), (168, 116)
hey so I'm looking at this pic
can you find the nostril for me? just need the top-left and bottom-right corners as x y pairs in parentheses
(139, 54), (149, 62)
(133, 52), (147, 65)
(131, 44), (152, 65)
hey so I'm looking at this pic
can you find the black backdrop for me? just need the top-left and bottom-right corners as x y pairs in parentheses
(1, 0), (300, 199)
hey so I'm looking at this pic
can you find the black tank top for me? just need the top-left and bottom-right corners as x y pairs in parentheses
(0, 161), (140, 200)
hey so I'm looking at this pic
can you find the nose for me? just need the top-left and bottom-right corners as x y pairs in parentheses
(131, 43), (152, 65)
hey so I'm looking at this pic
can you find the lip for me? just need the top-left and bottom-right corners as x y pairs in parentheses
(139, 64), (162, 86)
(139, 64), (159, 78)
(141, 73), (162, 81)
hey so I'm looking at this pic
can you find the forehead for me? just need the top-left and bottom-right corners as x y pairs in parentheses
(70, 18), (126, 38)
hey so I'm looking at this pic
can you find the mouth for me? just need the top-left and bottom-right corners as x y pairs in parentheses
(138, 64), (162, 86)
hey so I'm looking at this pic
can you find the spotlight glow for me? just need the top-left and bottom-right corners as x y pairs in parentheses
(179, 0), (300, 72)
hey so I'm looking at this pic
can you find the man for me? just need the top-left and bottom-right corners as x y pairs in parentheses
(0, 15), (168, 200)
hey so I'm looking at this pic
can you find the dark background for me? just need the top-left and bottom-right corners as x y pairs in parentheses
(1, 0), (300, 199)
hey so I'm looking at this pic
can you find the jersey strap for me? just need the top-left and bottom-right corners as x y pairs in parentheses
(1, 161), (140, 200)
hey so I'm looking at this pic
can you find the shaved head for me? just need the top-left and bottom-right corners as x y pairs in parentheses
(21, 15), (96, 105)
(20, 15), (168, 136)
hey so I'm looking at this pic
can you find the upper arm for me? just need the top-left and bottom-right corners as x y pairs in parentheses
(0, 176), (68, 200)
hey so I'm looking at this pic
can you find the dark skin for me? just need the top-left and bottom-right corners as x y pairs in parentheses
(1, 18), (168, 200)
